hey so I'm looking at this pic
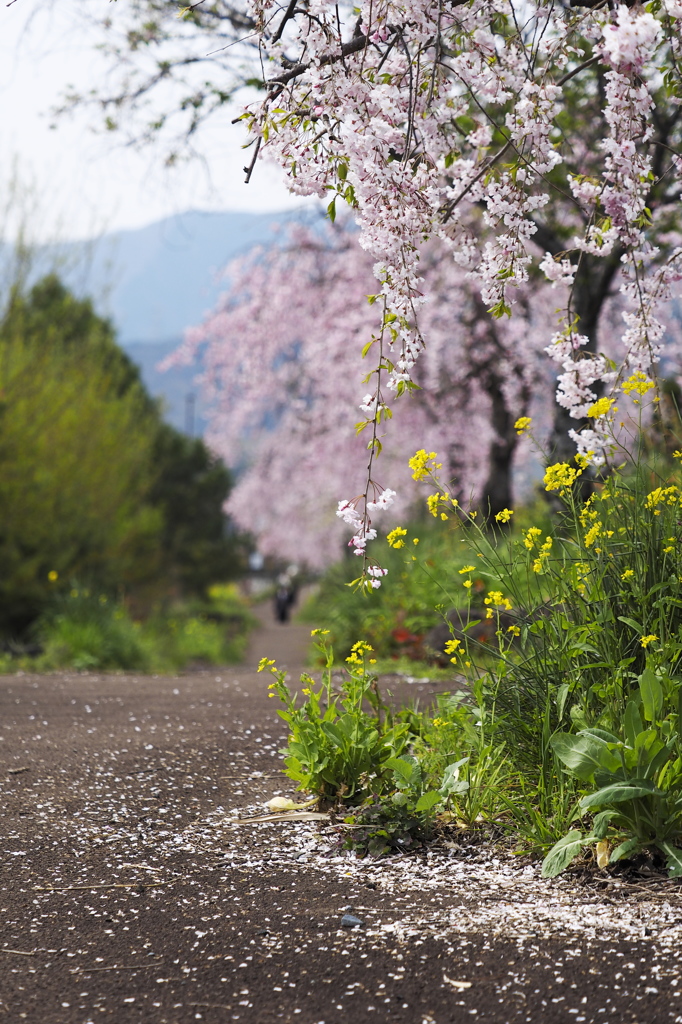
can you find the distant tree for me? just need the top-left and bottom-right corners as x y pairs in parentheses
(150, 424), (245, 595)
(0, 274), (242, 635)
(0, 276), (163, 633)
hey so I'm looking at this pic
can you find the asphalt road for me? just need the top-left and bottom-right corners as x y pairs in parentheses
(0, 605), (680, 1023)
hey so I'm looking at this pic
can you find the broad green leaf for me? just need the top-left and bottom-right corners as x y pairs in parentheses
(624, 700), (643, 747)
(320, 721), (346, 748)
(442, 779), (469, 796)
(609, 837), (641, 863)
(659, 841), (682, 878)
(541, 830), (586, 878)
(648, 743), (675, 778)
(586, 727), (620, 744)
(416, 791), (441, 812)
(592, 810), (616, 839)
(441, 758), (469, 792)
(384, 756), (417, 784)
(634, 727), (659, 754)
(618, 615), (643, 632)
(639, 667), (663, 723)
(556, 683), (570, 721)
(551, 731), (621, 782)
(579, 779), (661, 810)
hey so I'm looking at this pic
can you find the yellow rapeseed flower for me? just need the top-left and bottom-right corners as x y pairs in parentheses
(258, 657), (276, 672)
(645, 486), (680, 514)
(575, 452), (593, 469)
(463, 580), (473, 589)
(47, 570), (58, 582)
(532, 537), (553, 573)
(544, 462), (581, 492)
(587, 397), (615, 419)
(621, 569), (634, 580)
(523, 527), (542, 550)
(514, 416), (532, 435)
(640, 634), (658, 648)
(459, 565), (476, 574)
(444, 638), (462, 654)
(387, 527), (407, 548)
(484, 591), (513, 616)
(409, 449), (442, 481)
(345, 641), (373, 665)
(495, 508), (514, 523)
(622, 372), (654, 397)
(427, 492), (448, 517)
(585, 397), (610, 417)
(584, 523), (602, 547)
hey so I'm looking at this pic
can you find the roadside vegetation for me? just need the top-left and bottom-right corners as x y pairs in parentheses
(265, 406), (682, 879)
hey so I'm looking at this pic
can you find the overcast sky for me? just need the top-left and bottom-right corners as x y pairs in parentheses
(1, 1), (310, 241)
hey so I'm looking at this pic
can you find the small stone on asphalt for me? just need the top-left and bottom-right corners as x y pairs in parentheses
(341, 914), (364, 928)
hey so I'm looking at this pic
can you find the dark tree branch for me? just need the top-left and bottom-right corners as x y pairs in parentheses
(268, 32), (368, 89)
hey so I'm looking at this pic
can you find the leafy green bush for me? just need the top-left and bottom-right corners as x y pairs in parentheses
(260, 632), (410, 806)
(37, 589), (151, 671)
(30, 584), (256, 672)
(431, 452), (682, 874)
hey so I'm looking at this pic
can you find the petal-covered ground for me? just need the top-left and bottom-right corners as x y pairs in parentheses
(1, 607), (682, 1023)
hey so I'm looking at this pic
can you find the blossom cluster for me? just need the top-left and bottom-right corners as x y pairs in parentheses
(240, 0), (682, 497)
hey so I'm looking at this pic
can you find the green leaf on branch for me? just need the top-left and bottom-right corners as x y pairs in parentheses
(618, 615), (644, 632)
(623, 700), (643, 747)
(385, 756), (418, 785)
(609, 837), (641, 864)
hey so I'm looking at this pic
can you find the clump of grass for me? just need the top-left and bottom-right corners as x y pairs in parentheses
(14, 583), (257, 673)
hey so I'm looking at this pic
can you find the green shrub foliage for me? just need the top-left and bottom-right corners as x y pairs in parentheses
(0, 275), (243, 637)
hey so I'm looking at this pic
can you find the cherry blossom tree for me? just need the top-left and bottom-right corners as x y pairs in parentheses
(232, 0), (682, 582)
(64, 0), (682, 583)
(171, 221), (553, 565)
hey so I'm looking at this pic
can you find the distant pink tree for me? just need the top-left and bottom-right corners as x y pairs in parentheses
(172, 223), (556, 566)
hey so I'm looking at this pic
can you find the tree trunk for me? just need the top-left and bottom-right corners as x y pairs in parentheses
(548, 253), (622, 464)
(478, 374), (521, 518)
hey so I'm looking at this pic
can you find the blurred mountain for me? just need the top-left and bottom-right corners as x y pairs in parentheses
(83, 208), (304, 343)
(123, 339), (205, 436)
(55, 208), (308, 433)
